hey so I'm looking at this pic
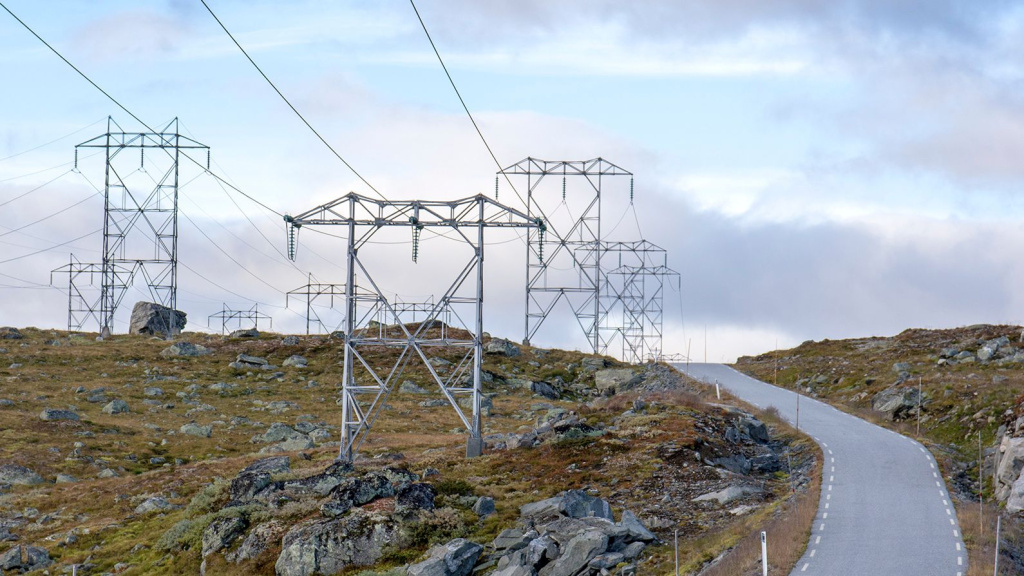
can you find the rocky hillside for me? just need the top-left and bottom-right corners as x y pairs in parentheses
(0, 326), (815, 575)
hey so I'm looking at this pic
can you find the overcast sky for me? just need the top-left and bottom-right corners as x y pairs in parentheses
(2, 0), (1024, 362)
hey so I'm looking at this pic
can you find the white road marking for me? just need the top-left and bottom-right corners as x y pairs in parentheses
(819, 523), (825, 530)
(943, 500), (948, 506)
(821, 442), (828, 447)
(949, 519), (956, 526)
(830, 475), (834, 482)
(823, 512), (828, 519)
(801, 563), (809, 572)
(946, 509), (951, 516)
(936, 481), (942, 487)
(810, 549), (816, 557)
(958, 556), (962, 566)
(831, 466), (835, 473)
(825, 503), (830, 509)
(930, 463), (935, 469)
(828, 449), (833, 455)
(953, 530), (959, 537)
(815, 536), (821, 544)
(956, 543), (961, 551)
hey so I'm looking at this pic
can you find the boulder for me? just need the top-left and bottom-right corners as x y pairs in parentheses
(484, 338), (520, 357)
(978, 347), (997, 362)
(619, 510), (655, 542)
(55, 474), (78, 484)
(160, 342), (210, 357)
(995, 437), (1024, 502)
(1006, 474), (1024, 514)
(521, 490), (613, 521)
(472, 496), (495, 517)
(408, 538), (484, 576)
(581, 358), (607, 371)
(255, 423), (307, 444)
(230, 328), (260, 338)
(226, 520), (284, 564)
(400, 381), (429, 394)
(180, 423), (212, 438)
(236, 354), (268, 367)
(129, 301), (186, 335)
(283, 355), (308, 368)
(492, 529), (530, 551)
(242, 455), (291, 475)
(275, 512), (397, 576)
(736, 417), (769, 443)
(871, 386), (922, 421)
(39, 408), (79, 422)
(102, 399), (130, 415)
(892, 362), (912, 373)
(230, 471), (273, 503)
(282, 335), (300, 345)
(202, 515), (248, 556)
(531, 381), (560, 400)
(144, 387), (164, 397)
(0, 327), (23, 340)
(396, 483), (436, 511)
(135, 496), (178, 514)
(693, 485), (762, 505)
(538, 530), (608, 576)
(260, 437), (314, 453)
(0, 464), (44, 486)
(594, 369), (641, 394)
(0, 545), (52, 572)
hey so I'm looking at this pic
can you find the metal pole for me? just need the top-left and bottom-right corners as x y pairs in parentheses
(339, 197), (357, 462)
(467, 200), (485, 458)
(523, 171), (532, 346)
(686, 339), (691, 371)
(674, 529), (679, 576)
(715, 379), (720, 400)
(760, 531), (768, 576)
(994, 514), (1001, 575)
(796, 391), (800, 431)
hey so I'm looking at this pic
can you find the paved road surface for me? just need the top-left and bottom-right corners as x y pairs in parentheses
(675, 363), (967, 575)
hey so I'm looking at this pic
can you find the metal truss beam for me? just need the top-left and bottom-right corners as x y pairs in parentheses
(208, 303), (273, 335)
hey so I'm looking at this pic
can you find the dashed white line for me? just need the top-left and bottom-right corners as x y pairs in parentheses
(819, 523), (825, 530)
(801, 563), (809, 572)
(957, 556), (962, 566)
(815, 536), (821, 544)
(956, 542), (961, 551)
(810, 549), (816, 557)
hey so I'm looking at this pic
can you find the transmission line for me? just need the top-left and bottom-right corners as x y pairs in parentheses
(199, 0), (387, 202)
(0, 118), (106, 163)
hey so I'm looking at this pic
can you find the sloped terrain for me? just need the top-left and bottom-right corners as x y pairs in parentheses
(0, 327), (815, 575)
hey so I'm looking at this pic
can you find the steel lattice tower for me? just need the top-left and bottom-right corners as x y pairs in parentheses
(498, 157), (632, 352)
(53, 117), (209, 336)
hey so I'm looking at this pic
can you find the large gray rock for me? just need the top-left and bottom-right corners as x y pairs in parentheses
(0, 545), (52, 572)
(538, 530), (608, 576)
(693, 485), (762, 505)
(275, 512), (397, 576)
(283, 355), (308, 368)
(473, 496), (495, 517)
(160, 342), (210, 358)
(0, 327), (22, 340)
(39, 408), (79, 422)
(520, 490), (613, 521)
(871, 386), (922, 421)
(531, 381), (560, 400)
(484, 338), (520, 357)
(260, 436), (314, 453)
(1007, 474), (1024, 514)
(202, 515), (248, 557)
(396, 483), (436, 511)
(180, 423), (212, 438)
(594, 369), (641, 394)
(408, 538), (484, 576)
(736, 417), (769, 444)
(129, 301), (186, 335)
(227, 520), (284, 564)
(0, 464), (44, 485)
(102, 399), (130, 414)
(135, 496), (178, 514)
(255, 423), (307, 444)
(619, 510), (655, 542)
(995, 437), (1024, 502)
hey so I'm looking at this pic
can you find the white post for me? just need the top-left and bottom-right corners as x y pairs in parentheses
(796, 392), (800, 431)
(917, 376), (922, 436)
(704, 324), (707, 364)
(715, 379), (721, 400)
(761, 531), (768, 576)
(994, 514), (1001, 575)
(674, 529), (679, 576)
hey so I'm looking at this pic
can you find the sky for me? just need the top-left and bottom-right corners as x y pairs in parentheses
(2, 0), (1024, 362)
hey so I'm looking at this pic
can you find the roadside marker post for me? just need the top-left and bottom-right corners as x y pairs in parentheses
(674, 529), (679, 576)
(994, 514), (1001, 575)
(760, 531), (768, 576)
(715, 379), (720, 400)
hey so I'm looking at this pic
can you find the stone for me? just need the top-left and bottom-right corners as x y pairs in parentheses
(227, 520), (284, 564)
(892, 362), (912, 373)
(492, 529), (529, 551)
(230, 328), (260, 338)
(134, 496), (178, 514)
(282, 335), (300, 346)
(0, 464), (44, 485)
(472, 496), (495, 517)
(180, 423), (212, 438)
(0, 327), (23, 340)
(531, 381), (560, 400)
(693, 485), (762, 505)
(594, 369), (641, 394)
(978, 347), (996, 362)
(39, 408), (79, 422)
(283, 355), (308, 368)
(255, 423), (308, 444)
(1006, 474), (1024, 514)
(0, 546), (21, 571)
(160, 342), (210, 358)
(527, 534), (559, 566)
(521, 490), (613, 521)
(396, 483), (436, 511)
(538, 530), (608, 576)
(242, 455), (291, 475)
(102, 399), (130, 414)
(275, 512), (397, 576)
(621, 541), (645, 561)
(23, 545), (52, 570)
(129, 301), (186, 335)
(589, 552), (625, 570)
(400, 381), (430, 394)
(260, 436), (314, 453)
(55, 474), (77, 484)
(736, 417), (769, 444)
(231, 471), (273, 503)
(995, 437), (1024, 502)
(408, 538), (484, 576)
(236, 354), (268, 367)
(619, 510), (655, 542)
(202, 515), (248, 556)
(484, 338), (520, 357)
(871, 386), (922, 421)
(581, 358), (608, 371)
(98, 468), (118, 478)
(144, 387), (164, 397)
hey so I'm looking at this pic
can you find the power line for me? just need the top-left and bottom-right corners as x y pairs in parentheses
(0, 117), (106, 163)
(199, 0), (388, 202)
(0, 168), (73, 209)
(408, 0), (526, 211)
(0, 191), (100, 238)
(0, 228), (100, 265)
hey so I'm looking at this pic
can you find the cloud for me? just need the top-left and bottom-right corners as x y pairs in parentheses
(71, 10), (195, 62)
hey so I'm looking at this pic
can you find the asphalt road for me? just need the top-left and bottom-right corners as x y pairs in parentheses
(674, 363), (967, 576)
